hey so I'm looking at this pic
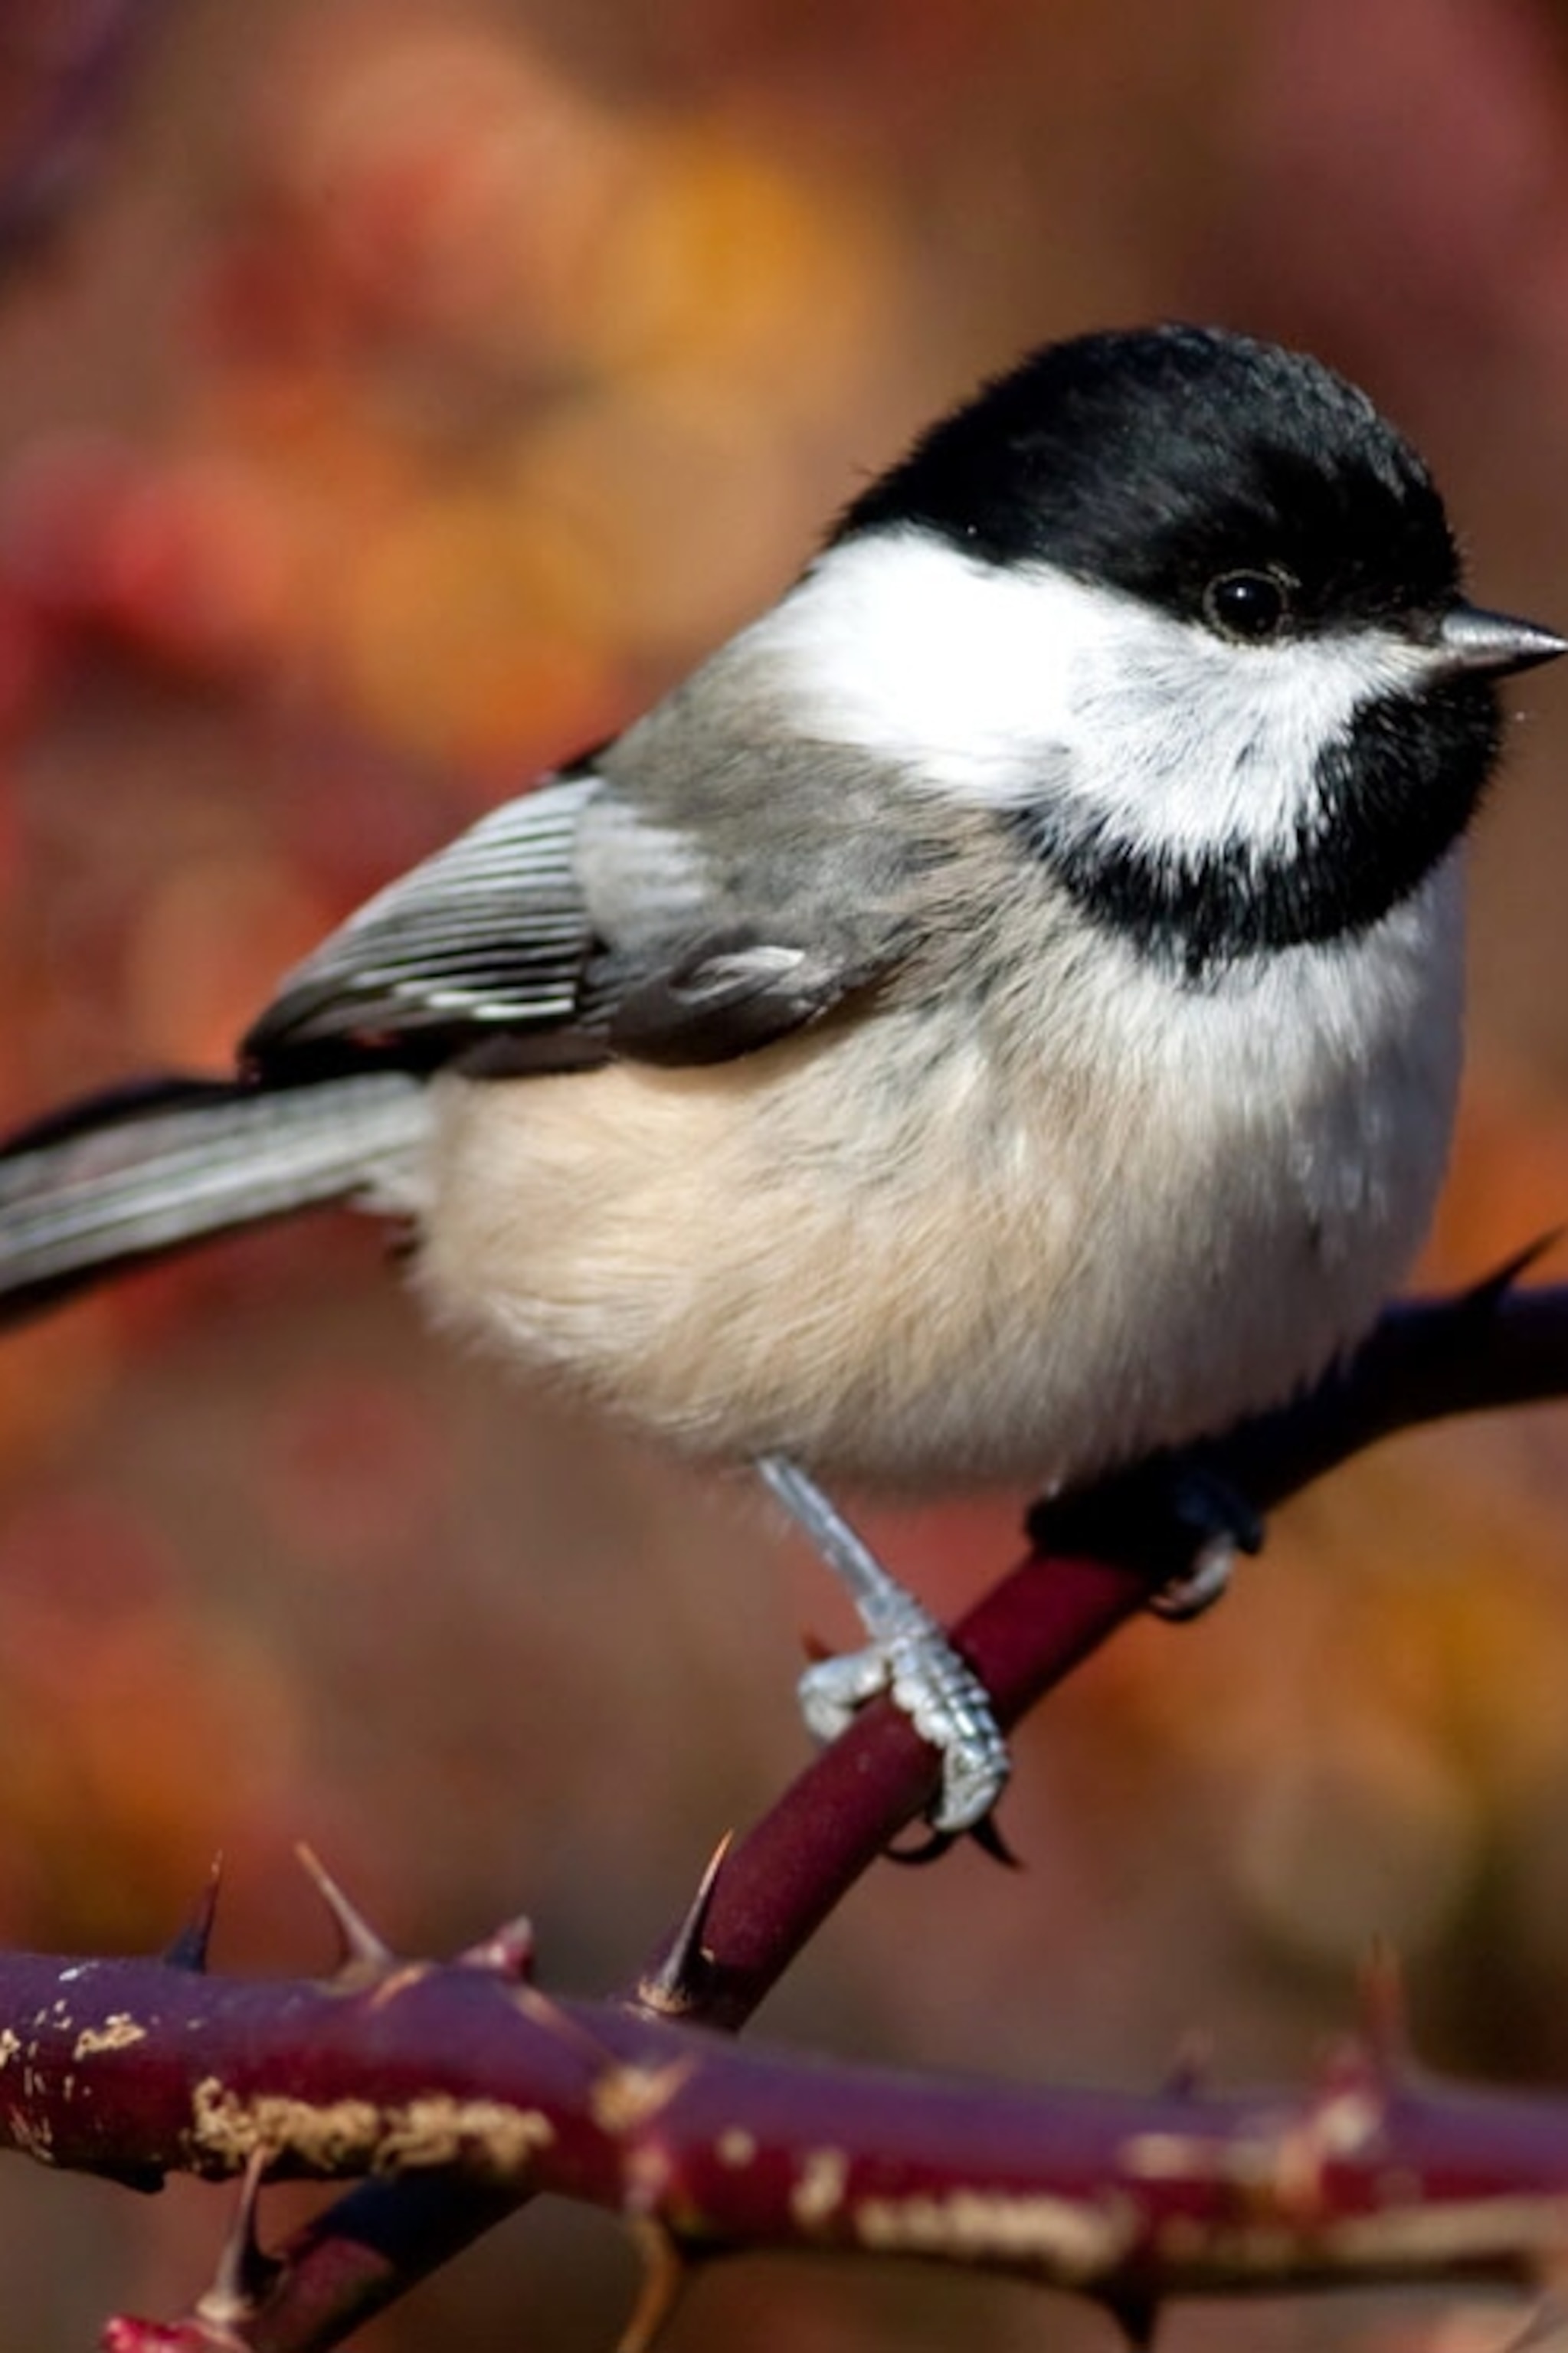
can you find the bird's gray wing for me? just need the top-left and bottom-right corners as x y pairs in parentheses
(589, 932), (881, 1065)
(244, 771), (890, 1080)
(245, 777), (604, 1075)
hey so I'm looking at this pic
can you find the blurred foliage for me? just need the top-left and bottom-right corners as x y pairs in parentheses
(0, 2), (1566, 2348)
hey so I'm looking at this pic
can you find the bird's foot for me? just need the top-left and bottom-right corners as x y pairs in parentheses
(1144, 1461), (1263, 1619)
(1029, 1452), (1265, 1622)
(758, 1455), (1009, 1837)
(797, 1605), (1009, 1835)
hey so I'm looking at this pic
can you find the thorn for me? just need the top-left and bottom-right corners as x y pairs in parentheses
(295, 1844), (393, 1975)
(1101, 2285), (1160, 2350)
(634, 1833), (732, 2017)
(163, 1855), (224, 1974)
(193, 2148), (281, 2332)
(617, 2218), (689, 2353)
(1357, 1938), (1409, 2076)
(457, 1915), (536, 1982)
(1163, 2030), (1212, 2097)
(1462, 1232), (1562, 1318)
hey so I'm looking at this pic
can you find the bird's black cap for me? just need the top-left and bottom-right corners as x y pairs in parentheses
(835, 325), (1462, 637)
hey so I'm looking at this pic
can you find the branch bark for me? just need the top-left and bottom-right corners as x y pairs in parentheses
(2, 1941), (1566, 2348)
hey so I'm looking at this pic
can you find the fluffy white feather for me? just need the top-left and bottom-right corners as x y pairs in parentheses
(751, 527), (1436, 859)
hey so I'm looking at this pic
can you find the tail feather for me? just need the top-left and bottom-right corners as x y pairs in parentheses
(0, 1069), (430, 1324)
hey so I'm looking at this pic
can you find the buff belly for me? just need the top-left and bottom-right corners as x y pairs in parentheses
(411, 931), (1457, 1494)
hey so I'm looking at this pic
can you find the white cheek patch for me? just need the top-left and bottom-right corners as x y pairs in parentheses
(750, 527), (1435, 863)
(1064, 618), (1427, 860)
(748, 530), (1088, 794)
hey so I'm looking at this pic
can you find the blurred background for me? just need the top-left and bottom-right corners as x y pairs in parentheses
(0, 0), (1566, 2345)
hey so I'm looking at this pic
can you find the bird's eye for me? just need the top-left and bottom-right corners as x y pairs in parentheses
(1203, 568), (1292, 643)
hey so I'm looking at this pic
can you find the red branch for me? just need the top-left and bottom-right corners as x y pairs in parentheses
(3, 1271), (1566, 2347)
(0, 1942), (1565, 2347)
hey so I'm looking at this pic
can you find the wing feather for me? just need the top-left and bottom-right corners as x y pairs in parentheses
(243, 763), (899, 1080)
(244, 779), (597, 1070)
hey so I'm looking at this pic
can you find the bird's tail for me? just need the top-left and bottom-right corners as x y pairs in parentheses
(0, 1069), (430, 1325)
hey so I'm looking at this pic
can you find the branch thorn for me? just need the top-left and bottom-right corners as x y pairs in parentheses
(295, 1844), (394, 1975)
(457, 1914), (536, 1982)
(193, 2147), (281, 2332)
(1461, 1232), (1563, 1321)
(634, 1832), (732, 2018)
(163, 1854), (224, 1974)
(617, 2217), (689, 2353)
(1102, 2285), (1160, 2351)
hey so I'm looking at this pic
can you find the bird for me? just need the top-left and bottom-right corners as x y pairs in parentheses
(0, 322), (1560, 1835)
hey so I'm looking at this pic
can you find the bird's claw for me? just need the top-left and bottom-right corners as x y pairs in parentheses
(1146, 1462), (1263, 1619)
(1030, 1452), (1264, 1621)
(798, 1615), (1010, 1835)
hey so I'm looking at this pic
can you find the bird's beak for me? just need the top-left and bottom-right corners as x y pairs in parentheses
(1430, 604), (1568, 681)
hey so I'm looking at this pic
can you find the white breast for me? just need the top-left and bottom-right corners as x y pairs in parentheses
(408, 856), (1462, 1497)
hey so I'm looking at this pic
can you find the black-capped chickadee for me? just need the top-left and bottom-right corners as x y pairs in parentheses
(0, 325), (1561, 1833)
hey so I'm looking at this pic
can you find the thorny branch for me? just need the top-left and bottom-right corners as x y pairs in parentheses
(5, 1266), (1568, 2348)
(6, 1936), (1568, 2353)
